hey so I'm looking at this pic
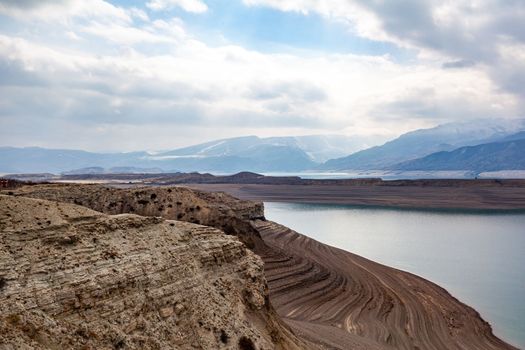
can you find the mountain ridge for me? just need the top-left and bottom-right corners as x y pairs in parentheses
(0, 134), (369, 174)
(319, 119), (525, 171)
(390, 137), (525, 172)
(2, 120), (524, 175)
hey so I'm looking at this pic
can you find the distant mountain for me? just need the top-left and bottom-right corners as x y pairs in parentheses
(502, 131), (525, 142)
(149, 135), (372, 173)
(154, 135), (376, 163)
(4, 125), (522, 175)
(0, 147), (151, 174)
(151, 146), (316, 173)
(391, 136), (525, 172)
(62, 166), (165, 175)
(252, 135), (382, 163)
(320, 119), (525, 171)
(0, 134), (371, 174)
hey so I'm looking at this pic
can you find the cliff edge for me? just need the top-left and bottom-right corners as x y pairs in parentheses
(0, 194), (303, 349)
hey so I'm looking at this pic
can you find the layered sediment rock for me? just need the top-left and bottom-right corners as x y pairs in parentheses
(0, 194), (303, 349)
(6, 184), (265, 249)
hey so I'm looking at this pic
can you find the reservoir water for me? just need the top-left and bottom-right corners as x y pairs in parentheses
(264, 202), (525, 349)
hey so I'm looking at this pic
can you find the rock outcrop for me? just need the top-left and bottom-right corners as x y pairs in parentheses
(0, 194), (303, 349)
(5, 183), (265, 249)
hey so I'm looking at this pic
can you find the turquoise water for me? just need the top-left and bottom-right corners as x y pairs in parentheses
(264, 202), (525, 349)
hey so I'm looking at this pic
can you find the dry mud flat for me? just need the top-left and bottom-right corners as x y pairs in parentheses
(1, 183), (519, 349)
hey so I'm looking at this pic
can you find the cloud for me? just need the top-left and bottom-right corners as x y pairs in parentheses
(129, 7), (149, 22)
(0, 0), (131, 23)
(247, 81), (327, 102)
(0, 0), (523, 151)
(65, 31), (81, 41)
(243, 0), (525, 98)
(81, 21), (182, 45)
(0, 0), (68, 9)
(243, 0), (522, 58)
(372, 87), (515, 124)
(0, 30), (517, 145)
(146, 0), (208, 13)
(442, 60), (475, 69)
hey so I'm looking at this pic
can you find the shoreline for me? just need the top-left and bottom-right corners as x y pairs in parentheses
(254, 219), (518, 349)
(260, 201), (525, 214)
(262, 204), (524, 348)
(181, 183), (525, 211)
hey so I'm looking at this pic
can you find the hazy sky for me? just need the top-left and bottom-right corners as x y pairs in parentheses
(0, 0), (524, 151)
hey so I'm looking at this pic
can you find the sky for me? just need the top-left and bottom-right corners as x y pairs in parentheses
(0, 0), (524, 151)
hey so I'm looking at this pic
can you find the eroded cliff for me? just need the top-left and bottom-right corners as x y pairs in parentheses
(0, 194), (303, 349)
(6, 184), (266, 250)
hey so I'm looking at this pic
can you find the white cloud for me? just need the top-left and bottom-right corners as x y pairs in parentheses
(242, 0), (387, 43)
(0, 29), (518, 148)
(81, 21), (183, 45)
(146, 0), (208, 13)
(129, 7), (150, 22)
(0, 0), (522, 151)
(65, 31), (81, 41)
(0, 0), (131, 24)
(242, 0), (525, 99)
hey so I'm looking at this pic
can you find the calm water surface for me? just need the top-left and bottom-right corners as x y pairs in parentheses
(264, 202), (525, 349)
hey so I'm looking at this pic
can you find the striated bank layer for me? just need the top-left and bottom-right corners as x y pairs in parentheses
(254, 220), (516, 350)
(0, 194), (303, 349)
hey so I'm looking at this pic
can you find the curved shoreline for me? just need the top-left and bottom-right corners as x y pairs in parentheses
(252, 220), (517, 350)
(263, 201), (525, 348)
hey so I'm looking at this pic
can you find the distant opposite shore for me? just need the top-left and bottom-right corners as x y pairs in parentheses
(3, 171), (525, 211)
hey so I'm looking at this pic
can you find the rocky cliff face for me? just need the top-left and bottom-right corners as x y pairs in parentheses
(7, 184), (265, 250)
(0, 194), (303, 349)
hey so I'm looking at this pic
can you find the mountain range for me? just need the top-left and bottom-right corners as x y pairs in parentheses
(391, 137), (525, 172)
(0, 135), (373, 174)
(1, 119), (524, 175)
(320, 119), (525, 171)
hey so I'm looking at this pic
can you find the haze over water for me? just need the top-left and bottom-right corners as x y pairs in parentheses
(265, 202), (525, 348)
